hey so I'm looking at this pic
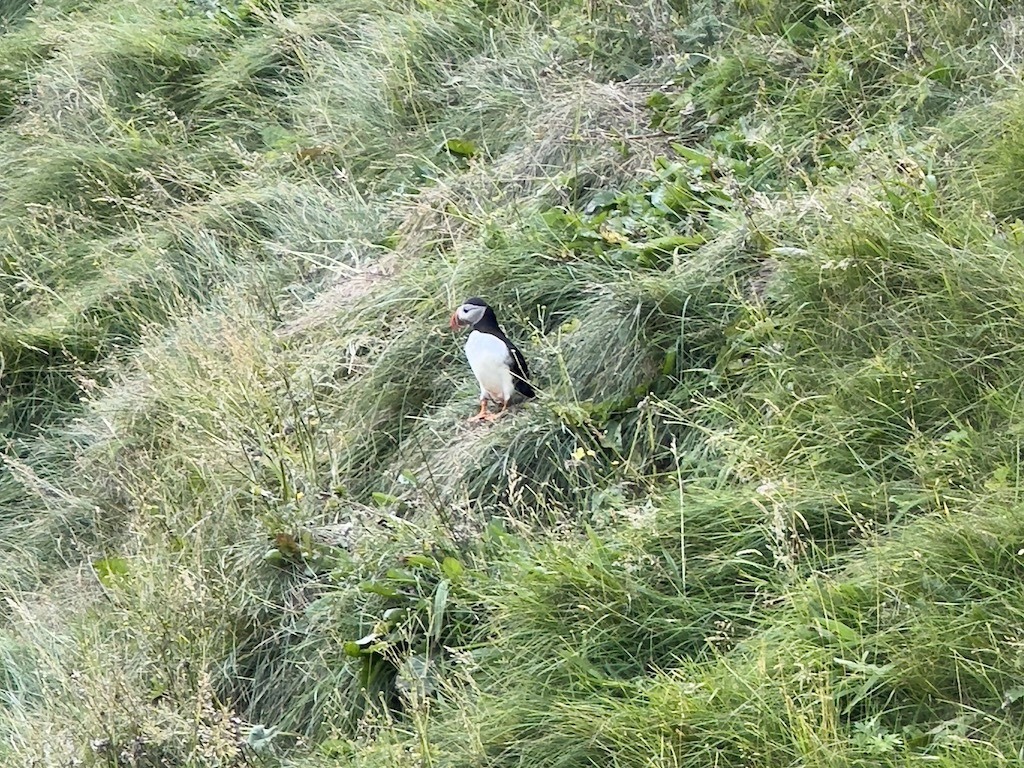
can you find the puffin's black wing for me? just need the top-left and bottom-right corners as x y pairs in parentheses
(505, 339), (535, 398)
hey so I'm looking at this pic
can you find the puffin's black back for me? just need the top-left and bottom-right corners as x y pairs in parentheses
(462, 297), (535, 398)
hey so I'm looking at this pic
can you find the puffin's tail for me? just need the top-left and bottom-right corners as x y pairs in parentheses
(515, 378), (535, 399)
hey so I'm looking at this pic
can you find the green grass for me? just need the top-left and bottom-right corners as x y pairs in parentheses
(4, 0), (1024, 766)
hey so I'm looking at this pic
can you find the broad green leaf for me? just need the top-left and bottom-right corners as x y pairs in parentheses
(671, 143), (713, 167)
(385, 568), (419, 583)
(430, 579), (450, 642)
(371, 491), (400, 507)
(93, 557), (129, 588)
(1003, 686), (1024, 708)
(262, 548), (285, 565)
(444, 138), (477, 157)
(586, 190), (618, 211)
(441, 556), (464, 579)
(637, 233), (705, 254)
(359, 581), (399, 598)
(403, 554), (435, 568)
(382, 607), (408, 622)
(661, 348), (678, 375)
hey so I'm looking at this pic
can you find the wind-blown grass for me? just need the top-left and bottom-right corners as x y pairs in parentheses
(3, 0), (1024, 766)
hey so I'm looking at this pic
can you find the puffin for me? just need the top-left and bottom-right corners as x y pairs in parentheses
(449, 297), (535, 421)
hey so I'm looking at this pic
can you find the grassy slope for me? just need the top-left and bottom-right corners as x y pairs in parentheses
(3, 0), (1024, 765)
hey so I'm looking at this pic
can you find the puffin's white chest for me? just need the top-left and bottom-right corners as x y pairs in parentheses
(465, 330), (515, 401)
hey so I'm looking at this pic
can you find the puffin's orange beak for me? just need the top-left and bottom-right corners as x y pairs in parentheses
(449, 312), (461, 330)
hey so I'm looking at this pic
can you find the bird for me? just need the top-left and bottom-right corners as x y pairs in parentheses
(449, 297), (535, 422)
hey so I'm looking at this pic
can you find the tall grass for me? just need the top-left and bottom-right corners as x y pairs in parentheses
(4, 0), (1024, 766)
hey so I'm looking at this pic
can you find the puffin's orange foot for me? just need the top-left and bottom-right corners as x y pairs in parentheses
(468, 400), (490, 423)
(469, 411), (500, 423)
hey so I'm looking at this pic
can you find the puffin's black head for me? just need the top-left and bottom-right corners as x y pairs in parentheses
(449, 297), (497, 331)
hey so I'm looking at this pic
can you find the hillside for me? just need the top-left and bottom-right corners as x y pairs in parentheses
(3, 0), (1024, 765)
